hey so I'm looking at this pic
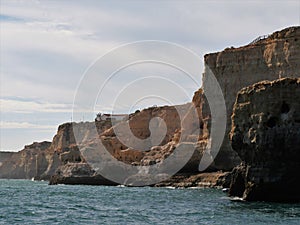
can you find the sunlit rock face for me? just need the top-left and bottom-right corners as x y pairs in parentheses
(229, 78), (300, 202)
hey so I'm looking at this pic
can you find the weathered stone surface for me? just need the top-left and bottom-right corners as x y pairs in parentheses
(99, 103), (196, 164)
(0, 141), (51, 179)
(200, 26), (300, 170)
(229, 78), (300, 202)
(155, 171), (231, 188)
(0, 152), (17, 167)
(49, 163), (116, 185)
(2, 27), (300, 189)
(48, 102), (206, 185)
(0, 121), (112, 180)
(101, 105), (185, 149)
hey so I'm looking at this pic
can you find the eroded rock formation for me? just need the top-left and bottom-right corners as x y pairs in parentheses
(1, 27), (300, 190)
(49, 103), (206, 185)
(0, 121), (112, 180)
(0, 152), (16, 167)
(154, 171), (231, 188)
(0, 141), (51, 179)
(48, 163), (116, 185)
(229, 78), (300, 202)
(201, 26), (300, 170)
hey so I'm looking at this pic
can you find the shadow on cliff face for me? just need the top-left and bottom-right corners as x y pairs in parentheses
(229, 78), (300, 202)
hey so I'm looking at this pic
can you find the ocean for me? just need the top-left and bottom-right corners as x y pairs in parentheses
(0, 180), (299, 225)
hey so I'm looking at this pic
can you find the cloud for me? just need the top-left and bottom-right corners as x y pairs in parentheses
(1, 1), (299, 100)
(0, 121), (56, 129)
(0, 0), (299, 150)
(0, 98), (73, 113)
(1, 20), (118, 62)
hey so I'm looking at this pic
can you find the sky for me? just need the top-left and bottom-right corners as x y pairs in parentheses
(0, 0), (299, 151)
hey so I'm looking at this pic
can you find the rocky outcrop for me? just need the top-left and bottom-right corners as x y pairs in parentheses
(229, 78), (300, 202)
(0, 152), (16, 167)
(96, 103), (202, 165)
(49, 100), (211, 185)
(0, 121), (113, 180)
(39, 122), (101, 179)
(200, 26), (300, 170)
(0, 141), (51, 179)
(99, 104), (188, 162)
(154, 171), (231, 188)
(49, 163), (116, 185)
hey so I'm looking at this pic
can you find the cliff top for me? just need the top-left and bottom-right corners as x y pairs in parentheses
(204, 26), (300, 59)
(238, 77), (300, 95)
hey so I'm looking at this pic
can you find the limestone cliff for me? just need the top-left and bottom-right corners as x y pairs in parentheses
(229, 78), (300, 202)
(0, 152), (16, 167)
(49, 102), (208, 185)
(2, 26), (300, 188)
(0, 141), (51, 179)
(0, 121), (112, 180)
(99, 104), (186, 164)
(198, 26), (300, 170)
(98, 103), (205, 167)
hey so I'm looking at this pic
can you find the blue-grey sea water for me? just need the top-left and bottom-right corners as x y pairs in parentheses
(0, 179), (299, 225)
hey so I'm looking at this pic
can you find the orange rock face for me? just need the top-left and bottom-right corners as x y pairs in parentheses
(97, 104), (193, 165)
(2, 26), (300, 185)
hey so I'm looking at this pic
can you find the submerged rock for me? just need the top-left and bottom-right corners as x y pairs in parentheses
(229, 78), (300, 202)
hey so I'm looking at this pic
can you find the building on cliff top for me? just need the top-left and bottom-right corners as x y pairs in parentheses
(95, 113), (128, 122)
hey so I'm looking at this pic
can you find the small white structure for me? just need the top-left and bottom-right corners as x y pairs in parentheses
(95, 113), (127, 122)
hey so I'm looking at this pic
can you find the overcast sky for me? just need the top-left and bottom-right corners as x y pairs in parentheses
(0, 0), (299, 151)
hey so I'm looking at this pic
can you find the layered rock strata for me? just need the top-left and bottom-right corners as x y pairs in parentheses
(49, 103), (206, 185)
(201, 26), (300, 170)
(154, 171), (231, 188)
(1, 27), (300, 189)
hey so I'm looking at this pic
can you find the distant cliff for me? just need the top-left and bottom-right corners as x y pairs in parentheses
(0, 121), (111, 180)
(0, 141), (51, 179)
(0, 152), (17, 167)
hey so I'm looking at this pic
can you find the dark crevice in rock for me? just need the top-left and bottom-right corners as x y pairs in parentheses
(281, 101), (290, 113)
(266, 116), (278, 128)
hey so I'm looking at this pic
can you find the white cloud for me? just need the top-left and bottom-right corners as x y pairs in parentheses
(0, 121), (56, 129)
(0, 98), (73, 113)
(0, 0), (299, 150)
(1, 20), (118, 63)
